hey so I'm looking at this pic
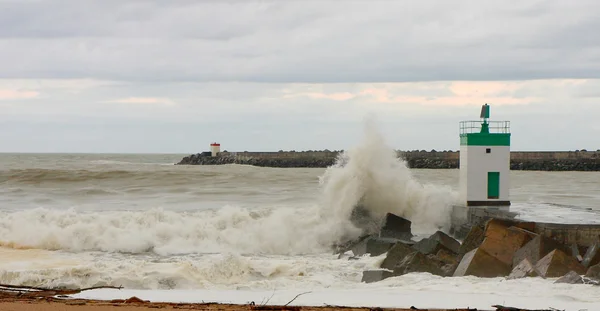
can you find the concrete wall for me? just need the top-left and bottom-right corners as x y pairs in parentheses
(218, 150), (600, 161)
(450, 205), (600, 247)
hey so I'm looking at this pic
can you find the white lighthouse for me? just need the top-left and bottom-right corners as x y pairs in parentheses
(210, 142), (221, 157)
(459, 104), (511, 207)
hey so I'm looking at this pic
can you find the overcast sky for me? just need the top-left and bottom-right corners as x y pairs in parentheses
(1, 0), (599, 153)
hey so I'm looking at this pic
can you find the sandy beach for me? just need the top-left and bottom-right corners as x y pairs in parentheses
(0, 298), (482, 311)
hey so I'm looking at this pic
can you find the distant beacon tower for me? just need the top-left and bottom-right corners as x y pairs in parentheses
(459, 104), (511, 207)
(210, 142), (221, 157)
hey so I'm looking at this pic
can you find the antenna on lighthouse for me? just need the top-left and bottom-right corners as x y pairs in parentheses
(480, 103), (490, 119)
(480, 103), (490, 134)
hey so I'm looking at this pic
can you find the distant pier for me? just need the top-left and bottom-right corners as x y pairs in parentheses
(176, 150), (600, 171)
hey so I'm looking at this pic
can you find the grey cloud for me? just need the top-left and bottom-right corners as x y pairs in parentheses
(0, 1), (599, 82)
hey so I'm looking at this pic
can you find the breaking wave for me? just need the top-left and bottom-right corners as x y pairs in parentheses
(319, 117), (459, 235)
(0, 118), (458, 255)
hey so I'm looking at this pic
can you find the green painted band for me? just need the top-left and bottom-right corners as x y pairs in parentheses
(460, 133), (511, 146)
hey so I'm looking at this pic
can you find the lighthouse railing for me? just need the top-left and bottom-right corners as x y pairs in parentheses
(459, 120), (510, 134)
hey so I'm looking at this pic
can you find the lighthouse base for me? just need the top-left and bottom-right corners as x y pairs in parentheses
(466, 200), (511, 206)
(449, 204), (517, 239)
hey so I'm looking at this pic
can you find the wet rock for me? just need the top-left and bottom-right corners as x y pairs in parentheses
(333, 234), (371, 256)
(582, 241), (600, 268)
(512, 235), (570, 268)
(453, 247), (511, 278)
(458, 225), (485, 259)
(380, 242), (415, 270)
(479, 222), (535, 267)
(361, 270), (393, 283)
(507, 258), (539, 279)
(555, 271), (584, 284)
(436, 248), (458, 266)
(379, 213), (413, 240)
(534, 249), (586, 278)
(392, 251), (444, 276)
(585, 263), (600, 281)
(351, 236), (397, 257)
(412, 231), (460, 256)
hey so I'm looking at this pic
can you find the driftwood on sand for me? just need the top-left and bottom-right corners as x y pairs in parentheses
(0, 284), (563, 311)
(0, 283), (122, 299)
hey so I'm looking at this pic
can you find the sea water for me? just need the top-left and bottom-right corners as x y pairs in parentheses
(1, 121), (599, 309)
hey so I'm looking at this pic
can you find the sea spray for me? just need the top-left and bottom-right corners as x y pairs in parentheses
(318, 117), (459, 235)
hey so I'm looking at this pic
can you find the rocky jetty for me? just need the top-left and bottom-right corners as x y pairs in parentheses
(176, 152), (338, 168)
(176, 150), (600, 171)
(511, 159), (600, 171)
(338, 210), (600, 285)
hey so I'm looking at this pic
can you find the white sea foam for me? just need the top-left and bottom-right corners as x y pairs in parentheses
(72, 275), (600, 310)
(0, 118), (458, 255)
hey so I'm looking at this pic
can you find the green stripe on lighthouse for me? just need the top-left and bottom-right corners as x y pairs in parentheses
(460, 133), (511, 146)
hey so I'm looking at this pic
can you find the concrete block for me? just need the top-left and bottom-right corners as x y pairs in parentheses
(585, 263), (600, 281)
(361, 270), (393, 283)
(512, 235), (570, 267)
(453, 247), (511, 278)
(479, 222), (534, 267)
(458, 225), (485, 258)
(412, 231), (460, 256)
(507, 258), (539, 279)
(582, 241), (600, 268)
(571, 243), (583, 262)
(380, 242), (415, 270)
(351, 236), (397, 257)
(392, 251), (445, 277)
(379, 213), (413, 240)
(436, 248), (458, 266)
(554, 271), (584, 284)
(534, 249), (586, 278)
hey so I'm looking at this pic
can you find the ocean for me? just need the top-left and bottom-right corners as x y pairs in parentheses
(1, 129), (600, 309)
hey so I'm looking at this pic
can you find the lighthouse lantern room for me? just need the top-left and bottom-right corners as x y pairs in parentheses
(459, 104), (511, 207)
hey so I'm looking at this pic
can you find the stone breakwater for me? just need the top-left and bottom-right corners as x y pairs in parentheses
(343, 210), (600, 286)
(176, 150), (600, 171)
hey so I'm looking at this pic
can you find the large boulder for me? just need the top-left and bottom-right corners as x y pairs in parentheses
(379, 213), (413, 240)
(349, 208), (413, 241)
(458, 225), (485, 259)
(554, 271), (584, 284)
(361, 270), (393, 283)
(412, 231), (460, 255)
(512, 235), (570, 268)
(585, 263), (600, 281)
(534, 249), (586, 278)
(392, 251), (445, 277)
(380, 242), (415, 270)
(582, 241), (600, 268)
(507, 258), (539, 279)
(436, 248), (458, 266)
(479, 221), (535, 267)
(453, 247), (511, 278)
(333, 234), (371, 256)
(351, 236), (398, 257)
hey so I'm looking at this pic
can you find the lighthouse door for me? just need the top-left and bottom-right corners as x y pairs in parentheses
(487, 172), (500, 199)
